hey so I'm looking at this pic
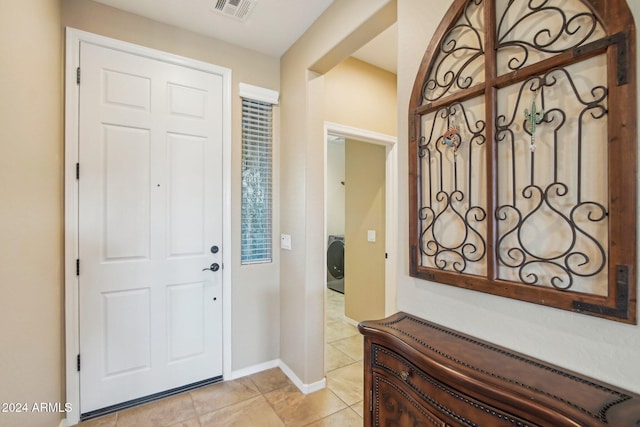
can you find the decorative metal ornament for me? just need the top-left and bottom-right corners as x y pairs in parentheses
(443, 127), (461, 150)
(442, 111), (462, 160)
(524, 89), (544, 152)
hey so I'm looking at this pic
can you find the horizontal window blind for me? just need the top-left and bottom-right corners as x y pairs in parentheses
(241, 98), (273, 264)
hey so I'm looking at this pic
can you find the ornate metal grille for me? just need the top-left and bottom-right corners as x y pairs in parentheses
(496, 0), (604, 74)
(418, 101), (487, 275)
(422, 0), (485, 102)
(409, 0), (637, 323)
(495, 64), (608, 293)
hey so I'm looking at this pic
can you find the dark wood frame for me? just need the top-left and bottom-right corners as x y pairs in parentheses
(408, 0), (637, 323)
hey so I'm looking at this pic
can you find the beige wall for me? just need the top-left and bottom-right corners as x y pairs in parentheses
(1, 1), (281, 425)
(280, 0), (396, 385)
(324, 57), (397, 136)
(396, 0), (640, 395)
(0, 1), (63, 427)
(345, 139), (386, 322)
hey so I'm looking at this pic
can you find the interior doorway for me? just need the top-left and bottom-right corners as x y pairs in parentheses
(323, 122), (397, 372)
(326, 134), (387, 320)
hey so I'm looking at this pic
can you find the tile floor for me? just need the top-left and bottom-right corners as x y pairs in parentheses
(75, 289), (364, 427)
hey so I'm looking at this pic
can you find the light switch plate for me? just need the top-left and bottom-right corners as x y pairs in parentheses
(281, 234), (292, 250)
(367, 230), (376, 242)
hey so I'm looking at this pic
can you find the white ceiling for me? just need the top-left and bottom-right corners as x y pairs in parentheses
(92, 0), (397, 73)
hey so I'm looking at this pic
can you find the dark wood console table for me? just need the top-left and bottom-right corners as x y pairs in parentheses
(358, 312), (640, 426)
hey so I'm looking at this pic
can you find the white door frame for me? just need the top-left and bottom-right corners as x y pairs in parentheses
(323, 121), (398, 320)
(63, 28), (232, 426)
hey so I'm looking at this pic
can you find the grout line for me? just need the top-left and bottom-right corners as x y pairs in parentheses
(186, 389), (199, 426)
(262, 394), (287, 426)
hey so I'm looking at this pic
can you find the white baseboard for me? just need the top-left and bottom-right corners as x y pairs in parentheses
(278, 360), (326, 394)
(230, 359), (326, 395)
(230, 359), (280, 380)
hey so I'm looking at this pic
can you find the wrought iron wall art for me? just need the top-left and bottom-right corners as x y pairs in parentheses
(408, 0), (637, 323)
(422, 0), (485, 102)
(418, 102), (487, 275)
(495, 67), (608, 292)
(496, 0), (602, 74)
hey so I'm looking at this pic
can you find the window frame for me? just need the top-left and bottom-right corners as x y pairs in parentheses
(408, 0), (637, 323)
(240, 84), (278, 265)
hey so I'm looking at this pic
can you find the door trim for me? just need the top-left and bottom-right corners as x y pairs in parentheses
(323, 121), (398, 315)
(64, 28), (233, 426)
(323, 122), (398, 375)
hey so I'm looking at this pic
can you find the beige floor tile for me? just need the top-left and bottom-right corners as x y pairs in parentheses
(115, 393), (196, 427)
(264, 384), (346, 427)
(302, 407), (362, 427)
(249, 367), (292, 393)
(199, 396), (284, 427)
(328, 291), (342, 308)
(326, 362), (363, 406)
(326, 343), (355, 372)
(326, 302), (341, 311)
(167, 418), (201, 427)
(325, 292), (345, 321)
(326, 320), (359, 343)
(190, 376), (260, 415)
(326, 289), (343, 302)
(74, 413), (117, 427)
(325, 306), (344, 322)
(331, 334), (363, 361)
(350, 401), (364, 418)
(72, 286), (364, 427)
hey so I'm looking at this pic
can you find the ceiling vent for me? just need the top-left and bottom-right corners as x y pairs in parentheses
(212, 0), (257, 22)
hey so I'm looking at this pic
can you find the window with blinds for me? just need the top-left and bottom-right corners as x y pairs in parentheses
(241, 98), (273, 264)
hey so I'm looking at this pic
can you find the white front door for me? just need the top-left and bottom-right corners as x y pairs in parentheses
(78, 41), (224, 414)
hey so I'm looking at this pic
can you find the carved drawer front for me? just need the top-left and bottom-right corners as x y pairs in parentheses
(373, 373), (446, 427)
(372, 345), (537, 427)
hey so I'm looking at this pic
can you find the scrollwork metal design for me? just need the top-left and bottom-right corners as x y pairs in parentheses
(497, 0), (600, 72)
(495, 68), (608, 290)
(422, 0), (485, 103)
(419, 103), (487, 274)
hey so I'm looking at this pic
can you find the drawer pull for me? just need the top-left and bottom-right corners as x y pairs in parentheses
(400, 370), (410, 381)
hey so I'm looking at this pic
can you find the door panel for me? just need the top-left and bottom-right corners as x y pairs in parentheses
(103, 289), (151, 376)
(103, 125), (151, 261)
(102, 69), (151, 111)
(78, 41), (223, 414)
(167, 282), (206, 361)
(168, 133), (206, 257)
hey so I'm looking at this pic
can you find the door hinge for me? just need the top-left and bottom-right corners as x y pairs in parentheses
(76, 163), (80, 180)
(76, 67), (81, 85)
(385, 252), (388, 259)
(77, 354), (81, 372)
(76, 259), (80, 276)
